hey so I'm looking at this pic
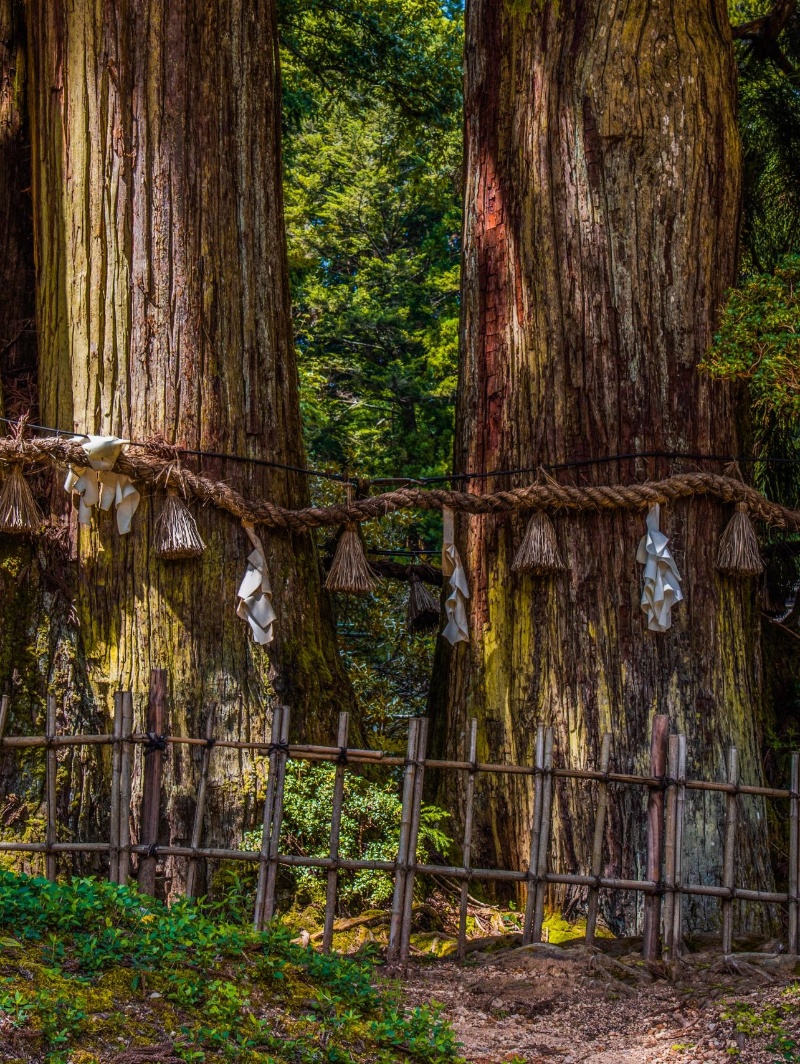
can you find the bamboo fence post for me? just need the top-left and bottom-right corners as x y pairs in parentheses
(586, 732), (612, 947)
(109, 692), (124, 883)
(322, 711), (350, 952)
(457, 718), (479, 960)
(722, 745), (739, 956)
(263, 705), (291, 925)
(45, 695), (57, 882)
(522, 724), (546, 945)
(186, 706), (216, 899)
(0, 693), (9, 740)
(661, 734), (681, 962)
(117, 692), (134, 884)
(253, 706), (283, 931)
(532, 726), (555, 943)
(138, 669), (167, 896)
(790, 752), (799, 955)
(642, 714), (669, 960)
(671, 734), (687, 955)
(399, 716), (429, 966)
(388, 718), (419, 962)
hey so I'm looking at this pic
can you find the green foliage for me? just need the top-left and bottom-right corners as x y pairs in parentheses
(286, 95), (461, 481)
(0, 870), (463, 1062)
(278, 0), (463, 133)
(701, 255), (800, 424)
(731, 0), (800, 271)
(234, 760), (451, 912)
(281, 0), (461, 482)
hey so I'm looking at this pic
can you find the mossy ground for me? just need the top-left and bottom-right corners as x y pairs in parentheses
(0, 871), (463, 1063)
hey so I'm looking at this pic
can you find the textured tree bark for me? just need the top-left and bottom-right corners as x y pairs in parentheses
(431, 0), (770, 932)
(0, 0), (35, 416)
(23, 0), (352, 894)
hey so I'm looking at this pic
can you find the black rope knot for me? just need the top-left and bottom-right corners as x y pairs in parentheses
(336, 747), (348, 765)
(144, 732), (167, 755)
(205, 736), (216, 749)
(267, 740), (290, 756)
(147, 843), (159, 858)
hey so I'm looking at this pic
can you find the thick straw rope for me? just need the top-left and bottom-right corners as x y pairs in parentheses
(3, 435), (800, 532)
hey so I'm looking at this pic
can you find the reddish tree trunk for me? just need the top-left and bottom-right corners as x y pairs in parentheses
(432, 0), (771, 932)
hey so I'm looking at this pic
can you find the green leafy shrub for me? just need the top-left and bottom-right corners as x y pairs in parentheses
(0, 869), (463, 1062)
(700, 255), (800, 423)
(231, 760), (451, 913)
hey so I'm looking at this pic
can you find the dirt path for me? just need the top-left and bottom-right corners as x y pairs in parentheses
(402, 943), (800, 1063)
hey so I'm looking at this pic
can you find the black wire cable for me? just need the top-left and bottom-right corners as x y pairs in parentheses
(3, 414), (799, 490)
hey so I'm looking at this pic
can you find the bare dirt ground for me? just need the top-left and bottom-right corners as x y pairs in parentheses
(402, 942), (800, 1063)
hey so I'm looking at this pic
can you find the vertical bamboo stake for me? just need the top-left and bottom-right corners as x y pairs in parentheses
(661, 734), (681, 962)
(117, 692), (134, 885)
(522, 724), (546, 944)
(586, 732), (612, 947)
(670, 733), (687, 955)
(388, 718), (419, 962)
(45, 695), (57, 882)
(399, 716), (429, 966)
(109, 692), (124, 883)
(186, 706), (216, 899)
(263, 705), (291, 924)
(721, 745), (739, 956)
(790, 752), (799, 955)
(138, 668), (167, 896)
(642, 714), (669, 960)
(457, 718), (479, 960)
(253, 706), (283, 931)
(0, 693), (9, 740)
(322, 711), (350, 952)
(532, 726), (555, 942)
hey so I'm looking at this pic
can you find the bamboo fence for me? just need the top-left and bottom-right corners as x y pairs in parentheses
(0, 671), (797, 968)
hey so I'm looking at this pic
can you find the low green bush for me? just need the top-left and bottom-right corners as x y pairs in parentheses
(217, 760), (451, 918)
(0, 869), (463, 1063)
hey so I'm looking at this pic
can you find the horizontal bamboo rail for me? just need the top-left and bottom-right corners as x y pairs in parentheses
(0, 677), (796, 967)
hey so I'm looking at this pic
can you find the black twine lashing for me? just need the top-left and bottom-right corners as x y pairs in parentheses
(144, 732), (167, 755)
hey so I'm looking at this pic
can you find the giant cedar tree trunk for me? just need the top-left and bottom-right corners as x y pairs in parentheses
(431, 0), (771, 932)
(22, 0), (352, 894)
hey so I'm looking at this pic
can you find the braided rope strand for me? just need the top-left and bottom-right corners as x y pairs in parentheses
(2, 435), (799, 533)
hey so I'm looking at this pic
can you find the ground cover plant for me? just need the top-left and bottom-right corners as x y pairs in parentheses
(0, 870), (462, 1063)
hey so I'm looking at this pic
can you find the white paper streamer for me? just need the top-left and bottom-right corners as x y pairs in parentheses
(63, 435), (140, 534)
(441, 506), (470, 645)
(236, 522), (276, 645)
(636, 503), (683, 633)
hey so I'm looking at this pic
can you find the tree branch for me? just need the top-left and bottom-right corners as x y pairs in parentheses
(732, 0), (797, 72)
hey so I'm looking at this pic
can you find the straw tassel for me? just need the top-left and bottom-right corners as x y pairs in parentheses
(512, 510), (566, 574)
(716, 502), (764, 576)
(0, 464), (41, 534)
(325, 523), (377, 593)
(407, 570), (440, 633)
(154, 489), (206, 559)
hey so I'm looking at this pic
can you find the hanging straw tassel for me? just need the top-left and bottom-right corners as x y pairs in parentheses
(0, 463), (41, 534)
(407, 570), (440, 633)
(716, 502), (764, 576)
(512, 509), (566, 574)
(325, 523), (377, 593)
(154, 489), (205, 559)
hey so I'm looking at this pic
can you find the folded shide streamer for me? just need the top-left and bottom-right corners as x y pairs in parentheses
(637, 504), (683, 633)
(64, 435), (140, 534)
(441, 507), (470, 645)
(236, 521), (276, 645)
